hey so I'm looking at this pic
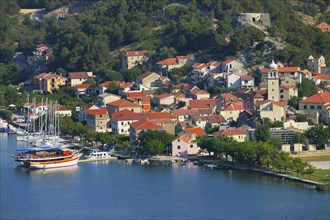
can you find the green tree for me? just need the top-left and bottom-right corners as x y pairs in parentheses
(288, 96), (301, 109)
(298, 78), (317, 98)
(147, 139), (164, 155)
(305, 125), (329, 149)
(105, 82), (120, 95)
(255, 125), (270, 142)
(0, 110), (13, 122)
(292, 133), (307, 144)
(268, 137), (283, 151)
(304, 164), (316, 180)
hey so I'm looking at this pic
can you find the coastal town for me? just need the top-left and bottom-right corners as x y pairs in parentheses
(1, 1), (330, 219)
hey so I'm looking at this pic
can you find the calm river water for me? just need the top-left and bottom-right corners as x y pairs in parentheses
(1, 133), (329, 220)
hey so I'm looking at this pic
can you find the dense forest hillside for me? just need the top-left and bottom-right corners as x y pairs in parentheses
(1, 0), (330, 84)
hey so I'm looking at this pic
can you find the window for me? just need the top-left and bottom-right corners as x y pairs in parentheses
(304, 105), (307, 109)
(247, 104), (250, 108)
(128, 122), (130, 125)
(178, 139), (180, 142)
(272, 82), (274, 85)
(100, 115), (102, 117)
(280, 95), (284, 99)
(310, 105), (314, 109)
(177, 146), (180, 150)
(121, 129), (124, 132)
(190, 145), (193, 148)
(280, 89), (284, 93)
(131, 109), (134, 112)
(317, 106), (322, 110)
(272, 89), (274, 91)
(121, 122), (124, 125)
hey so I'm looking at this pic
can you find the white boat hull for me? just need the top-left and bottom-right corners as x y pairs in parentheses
(23, 154), (83, 169)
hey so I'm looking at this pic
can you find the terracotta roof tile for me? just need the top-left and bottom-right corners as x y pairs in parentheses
(222, 102), (244, 111)
(107, 99), (140, 107)
(69, 72), (89, 79)
(75, 84), (94, 89)
(300, 92), (330, 104)
(156, 58), (177, 65)
(261, 67), (300, 73)
(130, 119), (163, 130)
(185, 127), (206, 135)
(213, 129), (248, 136)
(85, 108), (108, 115)
(189, 99), (217, 109)
(125, 50), (148, 57)
(222, 58), (234, 64)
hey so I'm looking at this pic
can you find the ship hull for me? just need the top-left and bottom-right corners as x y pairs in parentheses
(23, 153), (82, 169)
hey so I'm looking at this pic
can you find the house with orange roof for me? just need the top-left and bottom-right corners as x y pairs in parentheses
(256, 100), (286, 122)
(240, 75), (254, 88)
(98, 81), (122, 94)
(189, 99), (218, 114)
(126, 91), (151, 112)
(75, 84), (96, 97)
(85, 108), (110, 133)
(191, 115), (208, 129)
(298, 92), (330, 124)
(172, 109), (199, 122)
(260, 65), (301, 85)
(54, 106), (72, 117)
(111, 110), (142, 135)
(136, 71), (161, 90)
(156, 54), (194, 72)
(189, 88), (210, 100)
(97, 93), (121, 107)
(190, 63), (210, 84)
(206, 115), (227, 129)
(172, 135), (199, 157)
(312, 74), (330, 85)
(106, 99), (142, 117)
(279, 84), (298, 101)
(183, 127), (206, 140)
(315, 21), (330, 33)
(129, 119), (164, 142)
(144, 112), (177, 134)
(153, 93), (175, 106)
(68, 72), (93, 87)
(33, 73), (66, 93)
(220, 58), (244, 74)
(220, 102), (244, 122)
(121, 50), (148, 70)
(51, 10), (68, 19)
(213, 129), (248, 142)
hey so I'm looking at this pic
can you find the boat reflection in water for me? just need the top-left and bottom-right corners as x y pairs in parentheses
(15, 164), (79, 176)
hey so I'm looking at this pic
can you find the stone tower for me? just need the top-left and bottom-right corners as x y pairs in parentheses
(267, 60), (280, 101)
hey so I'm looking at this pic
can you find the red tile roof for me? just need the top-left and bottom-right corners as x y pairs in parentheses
(175, 135), (191, 143)
(300, 92), (330, 104)
(190, 89), (209, 95)
(280, 84), (298, 90)
(69, 72), (89, 79)
(112, 110), (141, 121)
(256, 100), (286, 107)
(52, 10), (68, 15)
(222, 102), (244, 111)
(213, 129), (248, 136)
(55, 106), (70, 111)
(185, 127), (206, 135)
(107, 99), (140, 107)
(315, 22), (330, 32)
(156, 58), (177, 65)
(125, 50), (148, 57)
(127, 91), (149, 99)
(85, 108), (108, 115)
(192, 63), (207, 70)
(207, 115), (227, 124)
(222, 58), (234, 64)
(75, 84), (94, 89)
(99, 81), (122, 87)
(156, 93), (173, 99)
(130, 119), (163, 130)
(189, 99), (217, 109)
(173, 109), (199, 116)
(240, 75), (253, 80)
(207, 61), (220, 67)
(261, 67), (300, 73)
(312, 75), (330, 80)
(34, 73), (66, 80)
(221, 93), (238, 102)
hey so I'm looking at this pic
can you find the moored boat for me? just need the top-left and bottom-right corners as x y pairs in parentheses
(12, 146), (83, 169)
(85, 150), (112, 159)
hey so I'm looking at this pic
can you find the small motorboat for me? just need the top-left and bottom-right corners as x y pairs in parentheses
(204, 163), (218, 169)
(85, 150), (112, 159)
